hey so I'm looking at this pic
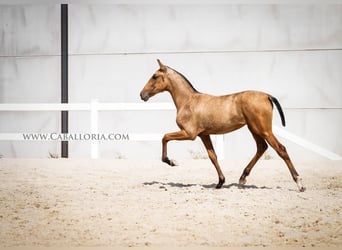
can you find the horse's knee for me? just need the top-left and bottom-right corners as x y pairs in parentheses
(279, 144), (286, 152)
(277, 144), (290, 159)
(162, 135), (168, 144)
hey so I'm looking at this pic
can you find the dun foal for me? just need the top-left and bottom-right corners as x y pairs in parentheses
(140, 60), (305, 192)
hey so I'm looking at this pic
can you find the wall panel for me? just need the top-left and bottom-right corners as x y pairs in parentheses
(1, 4), (341, 159)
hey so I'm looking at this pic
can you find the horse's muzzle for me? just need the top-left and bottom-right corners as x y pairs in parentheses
(140, 91), (149, 102)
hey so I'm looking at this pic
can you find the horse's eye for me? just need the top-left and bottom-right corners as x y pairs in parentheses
(152, 74), (158, 80)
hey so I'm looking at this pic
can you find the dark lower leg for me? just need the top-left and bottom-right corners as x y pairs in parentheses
(200, 135), (225, 188)
(239, 134), (268, 185)
(265, 133), (305, 192)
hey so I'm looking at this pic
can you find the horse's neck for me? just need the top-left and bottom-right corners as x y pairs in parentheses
(168, 74), (196, 110)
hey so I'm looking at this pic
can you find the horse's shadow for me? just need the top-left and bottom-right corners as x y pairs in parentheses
(143, 181), (275, 190)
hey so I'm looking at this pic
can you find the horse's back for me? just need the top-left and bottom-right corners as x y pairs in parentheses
(229, 90), (270, 102)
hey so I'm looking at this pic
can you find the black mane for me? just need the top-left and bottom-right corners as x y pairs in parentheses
(167, 66), (200, 93)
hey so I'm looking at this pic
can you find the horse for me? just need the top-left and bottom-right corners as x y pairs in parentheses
(140, 59), (305, 192)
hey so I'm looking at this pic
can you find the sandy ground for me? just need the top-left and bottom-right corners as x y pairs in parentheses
(0, 158), (341, 248)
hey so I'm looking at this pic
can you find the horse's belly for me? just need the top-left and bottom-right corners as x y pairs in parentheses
(199, 113), (246, 134)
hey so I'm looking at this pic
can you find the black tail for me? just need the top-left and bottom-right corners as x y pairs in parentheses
(269, 96), (286, 127)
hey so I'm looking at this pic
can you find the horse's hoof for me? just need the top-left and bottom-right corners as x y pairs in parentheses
(239, 178), (247, 185)
(162, 157), (177, 166)
(169, 160), (177, 166)
(296, 176), (305, 192)
(215, 177), (225, 189)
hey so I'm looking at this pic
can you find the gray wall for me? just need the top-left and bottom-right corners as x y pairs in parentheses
(0, 5), (60, 157)
(0, 4), (341, 160)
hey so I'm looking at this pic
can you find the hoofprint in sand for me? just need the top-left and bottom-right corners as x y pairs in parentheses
(0, 159), (341, 247)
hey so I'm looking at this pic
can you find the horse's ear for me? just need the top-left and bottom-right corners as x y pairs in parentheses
(157, 59), (167, 72)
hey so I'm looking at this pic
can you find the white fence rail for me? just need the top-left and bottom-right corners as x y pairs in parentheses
(0, 101), (341, 160)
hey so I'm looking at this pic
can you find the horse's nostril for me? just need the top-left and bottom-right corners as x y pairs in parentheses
(140, 91), (149, 102)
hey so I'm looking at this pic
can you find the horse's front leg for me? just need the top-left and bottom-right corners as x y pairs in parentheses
(162, 130), (194, 166)
(200, 135), (225, 189)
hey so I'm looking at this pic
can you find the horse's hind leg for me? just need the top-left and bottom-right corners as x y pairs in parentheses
(200, 135), (225, 189)
(239, 133), (268, 185)
(264, 132), (305, 192)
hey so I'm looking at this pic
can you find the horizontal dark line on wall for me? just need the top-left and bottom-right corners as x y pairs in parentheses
(0, 54), (61, 58)
(69, 47), (342, 56)
(1, 0), (341, 5)
(1, 47), (342, 58)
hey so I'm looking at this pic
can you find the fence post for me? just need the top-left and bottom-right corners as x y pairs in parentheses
(90, 99), (99, 159)
(61, 4), (69, 158)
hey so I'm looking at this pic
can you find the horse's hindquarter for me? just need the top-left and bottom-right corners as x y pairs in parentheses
(238, 91), (274, 133)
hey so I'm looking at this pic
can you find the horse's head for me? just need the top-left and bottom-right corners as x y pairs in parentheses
(140, 59), (169, 102)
